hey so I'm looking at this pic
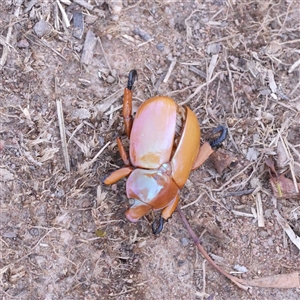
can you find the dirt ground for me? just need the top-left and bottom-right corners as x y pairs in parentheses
(1, 0), (300, 299)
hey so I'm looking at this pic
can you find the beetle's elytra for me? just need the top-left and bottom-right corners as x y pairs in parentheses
(105, 70), (227, 234)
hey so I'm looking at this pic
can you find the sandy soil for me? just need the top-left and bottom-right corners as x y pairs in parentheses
(1, 0), (300, 299)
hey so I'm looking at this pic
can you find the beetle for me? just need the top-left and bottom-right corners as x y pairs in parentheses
(104, 70), (227, 234)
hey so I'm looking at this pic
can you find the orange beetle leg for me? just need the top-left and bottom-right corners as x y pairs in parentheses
(152, 192), (180, 234)
(104, 166), (133, 185)
(123, 88), (133, 138)
(125, 199), (152, 222)
(192, 125), (228, 170)
(161, 192), (180, 220)
(123, 70), (137, 137)
(117, 137), (130, 166)
(192, 142), (214, 170)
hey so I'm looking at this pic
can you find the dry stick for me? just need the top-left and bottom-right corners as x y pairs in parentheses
(211, 162), (255, 192)
(73, 0), (94, 11)
(0, 0), (22, 68)
(97, 37), (112, 74)
(78, 141), (111, 174)
(281, 135), (299, 193)
(177, 205), (250, 291)
(56, 0), (70, 28)
(56, 99), (70, 172)
(25, 33), (66, 60)
(163, 57), (177, 83)
(179, 71), (222, 105)
(123, 0), (142, 11)
(0, 229), (53, 274)
(255, 192), (265, 227)
(202, 260), (207, 300)
(224, 49), (238, 114)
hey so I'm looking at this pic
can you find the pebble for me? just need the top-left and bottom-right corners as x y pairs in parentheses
(268, 237), (274, 246)
(133, 27), (152, 41)
(29, 228), (40, 237)
(258, 229), (269, 238)
(156, 42), (164, 51)
(181, 237), (189, 247)
(33, 20), (52, 37)
(17, 39), (30, 48)
(181, 78), (190, 86)
(106, 75), (115, 83)
(264, 208), (273, 218)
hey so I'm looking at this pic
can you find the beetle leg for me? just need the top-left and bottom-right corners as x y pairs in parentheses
(152, 216), (164, 235)
(123, 70), (138, 137)
(209, 125), (228, 148)
(104, 166), (133, 184)
(127, 69), (138, 91)
(192, 142), (214, 170)
(152, 192), (179, 234)
(161, 192), (180, 220)
(125, 199), (152, 222)
(117, 137), (130, 166)
(192, 125), (228, 170)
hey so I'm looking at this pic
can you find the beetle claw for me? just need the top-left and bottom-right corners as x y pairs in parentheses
(152, 216), (165, 234)
(127, 69), (138, 90)
(209, 125), (228, 148)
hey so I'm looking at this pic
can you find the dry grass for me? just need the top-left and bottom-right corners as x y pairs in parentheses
(1, 0), (300, 299)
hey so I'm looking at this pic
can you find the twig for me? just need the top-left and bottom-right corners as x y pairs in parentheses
(25, 33), (66, 60)
(81, 30), (97, 64)
(181, 193), (204, 209)
(179, 71), (223, 105)
(211, 162), (255, 192)
(274, 210), (300, 250)
(223, 189), (254, 197)
(0, 0), (22, 68)
(109, 288), (136, 297)
(280, 135), (299, 194)
(0, 229), (53, 273)
(123, 0), (142, 11)
(78, 142), (111, 174)
(231, 210), (255, 218)
(56, 98), (70, 172)
(56, 0), (70, 27)
(177, 205), (251, 291)
(73, 0), (94, 11)
(97, 37), (112, 74)
(255, 192), (265, 227)
(224, 48), (237, 114)
(163, 57), (177, 83)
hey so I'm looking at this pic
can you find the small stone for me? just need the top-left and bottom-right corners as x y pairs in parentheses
(177, 260), (185, 267)
(106, 75), (115, 83)
(73, 108), (91, 120)
(181, 237), (189, 247)
(33, 20), (52, 37)
(181, 78), (190, 86)
(133, 27), (152, 41)
(17, 39), (30, 48)
(85, 15), (98, 24)
(268, 237), (274, 246)
(29, 228), (40, 237)
(156, 42), (164, 51)
(258, 230), (269, 238)
(3, 232), (17, 238)
(264, 209), (273, 218)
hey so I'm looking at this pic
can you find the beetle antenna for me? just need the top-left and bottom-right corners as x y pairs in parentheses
(127, 69), (138, 90)
(209, 125), (228, 148)
(152, 216), (164, 234)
